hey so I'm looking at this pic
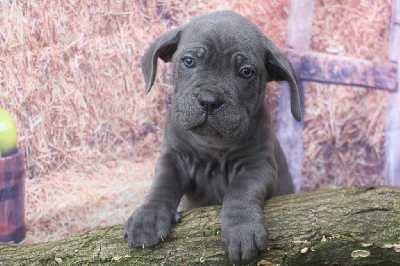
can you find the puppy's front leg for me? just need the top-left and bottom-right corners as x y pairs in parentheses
(125, 152), (188, 248)
(221, 163), (277, 263)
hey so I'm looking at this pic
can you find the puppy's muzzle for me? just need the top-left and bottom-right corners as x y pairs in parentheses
(196, 92), (225, 115)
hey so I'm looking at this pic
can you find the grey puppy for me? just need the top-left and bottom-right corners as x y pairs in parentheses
(125, 10), (301, 263)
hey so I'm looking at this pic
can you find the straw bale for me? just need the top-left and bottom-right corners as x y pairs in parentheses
(301, 0), (391, 191)
(24, 156), (157, 243)
(0, 0), (393, 242)
(302, 83), (387, 191)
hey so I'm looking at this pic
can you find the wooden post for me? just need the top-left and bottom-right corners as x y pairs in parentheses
(386, 0), (400, 186)
(277, 0), (315, 193)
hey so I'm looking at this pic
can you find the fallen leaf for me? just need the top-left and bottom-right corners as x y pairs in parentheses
(391, 244), (400, 252)
(292, 240), (307, 246)
(351, 250), (370, 258)
(111, 255), (131, 262)
(112, 256), (122, 262)
(257, 260), (276, 266)
(55, 258), (62, 264)
(301, 247), (308, 254)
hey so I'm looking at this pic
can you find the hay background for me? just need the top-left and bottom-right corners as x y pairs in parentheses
(0, 0), (392, 243)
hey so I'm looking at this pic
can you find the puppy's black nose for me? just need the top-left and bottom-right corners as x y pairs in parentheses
(197, 93), (224, 114)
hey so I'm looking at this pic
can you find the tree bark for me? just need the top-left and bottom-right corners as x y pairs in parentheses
(1, 186), (399, 265)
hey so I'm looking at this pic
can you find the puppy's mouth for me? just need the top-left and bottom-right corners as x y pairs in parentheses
(191, 98), (225, 137)
(171, 90), (249, 139)
(187, 93), (231, 137)
(189, 116), (246, 139)
(180, 108), (246, 139)
(190, 123), (222, 137)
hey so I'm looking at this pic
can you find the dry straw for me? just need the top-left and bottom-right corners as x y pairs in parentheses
(301, 0), (391, 191)
(0, 0), (392, 242)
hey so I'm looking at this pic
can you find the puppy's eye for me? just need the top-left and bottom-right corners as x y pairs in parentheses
(239, 67), (255, 79)
(182, 57), (196, 69)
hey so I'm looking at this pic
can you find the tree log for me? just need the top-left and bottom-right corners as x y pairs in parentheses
(1, 186), (399, 265)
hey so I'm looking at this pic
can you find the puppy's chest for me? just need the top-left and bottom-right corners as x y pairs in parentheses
(181, 151), (247, 201)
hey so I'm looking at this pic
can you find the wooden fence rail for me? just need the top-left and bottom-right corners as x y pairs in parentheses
(285, 49), (398, 91)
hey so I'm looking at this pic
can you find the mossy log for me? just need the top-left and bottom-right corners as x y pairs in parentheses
(1, 186), (399, 265)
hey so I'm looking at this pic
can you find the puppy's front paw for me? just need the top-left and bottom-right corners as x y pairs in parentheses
(124, 203), (180, 249)
(221, 214), (268, 263)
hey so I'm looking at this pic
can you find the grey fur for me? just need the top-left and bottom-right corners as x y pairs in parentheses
(125, 10), (301, 263)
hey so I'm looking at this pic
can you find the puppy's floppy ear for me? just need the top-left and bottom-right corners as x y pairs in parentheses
(141, 27), (182, 94)
(264, 37), (302, 122)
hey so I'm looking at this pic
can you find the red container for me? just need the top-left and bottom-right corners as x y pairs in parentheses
(0, 148), (26, 243)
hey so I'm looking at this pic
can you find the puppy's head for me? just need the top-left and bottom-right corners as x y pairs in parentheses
(142, 10), (301, 139)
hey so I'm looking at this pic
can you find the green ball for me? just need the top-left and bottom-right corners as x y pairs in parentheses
(0, 108), (18, 156)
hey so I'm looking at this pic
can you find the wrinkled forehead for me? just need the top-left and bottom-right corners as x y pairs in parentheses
(179, 12), (265, 54)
